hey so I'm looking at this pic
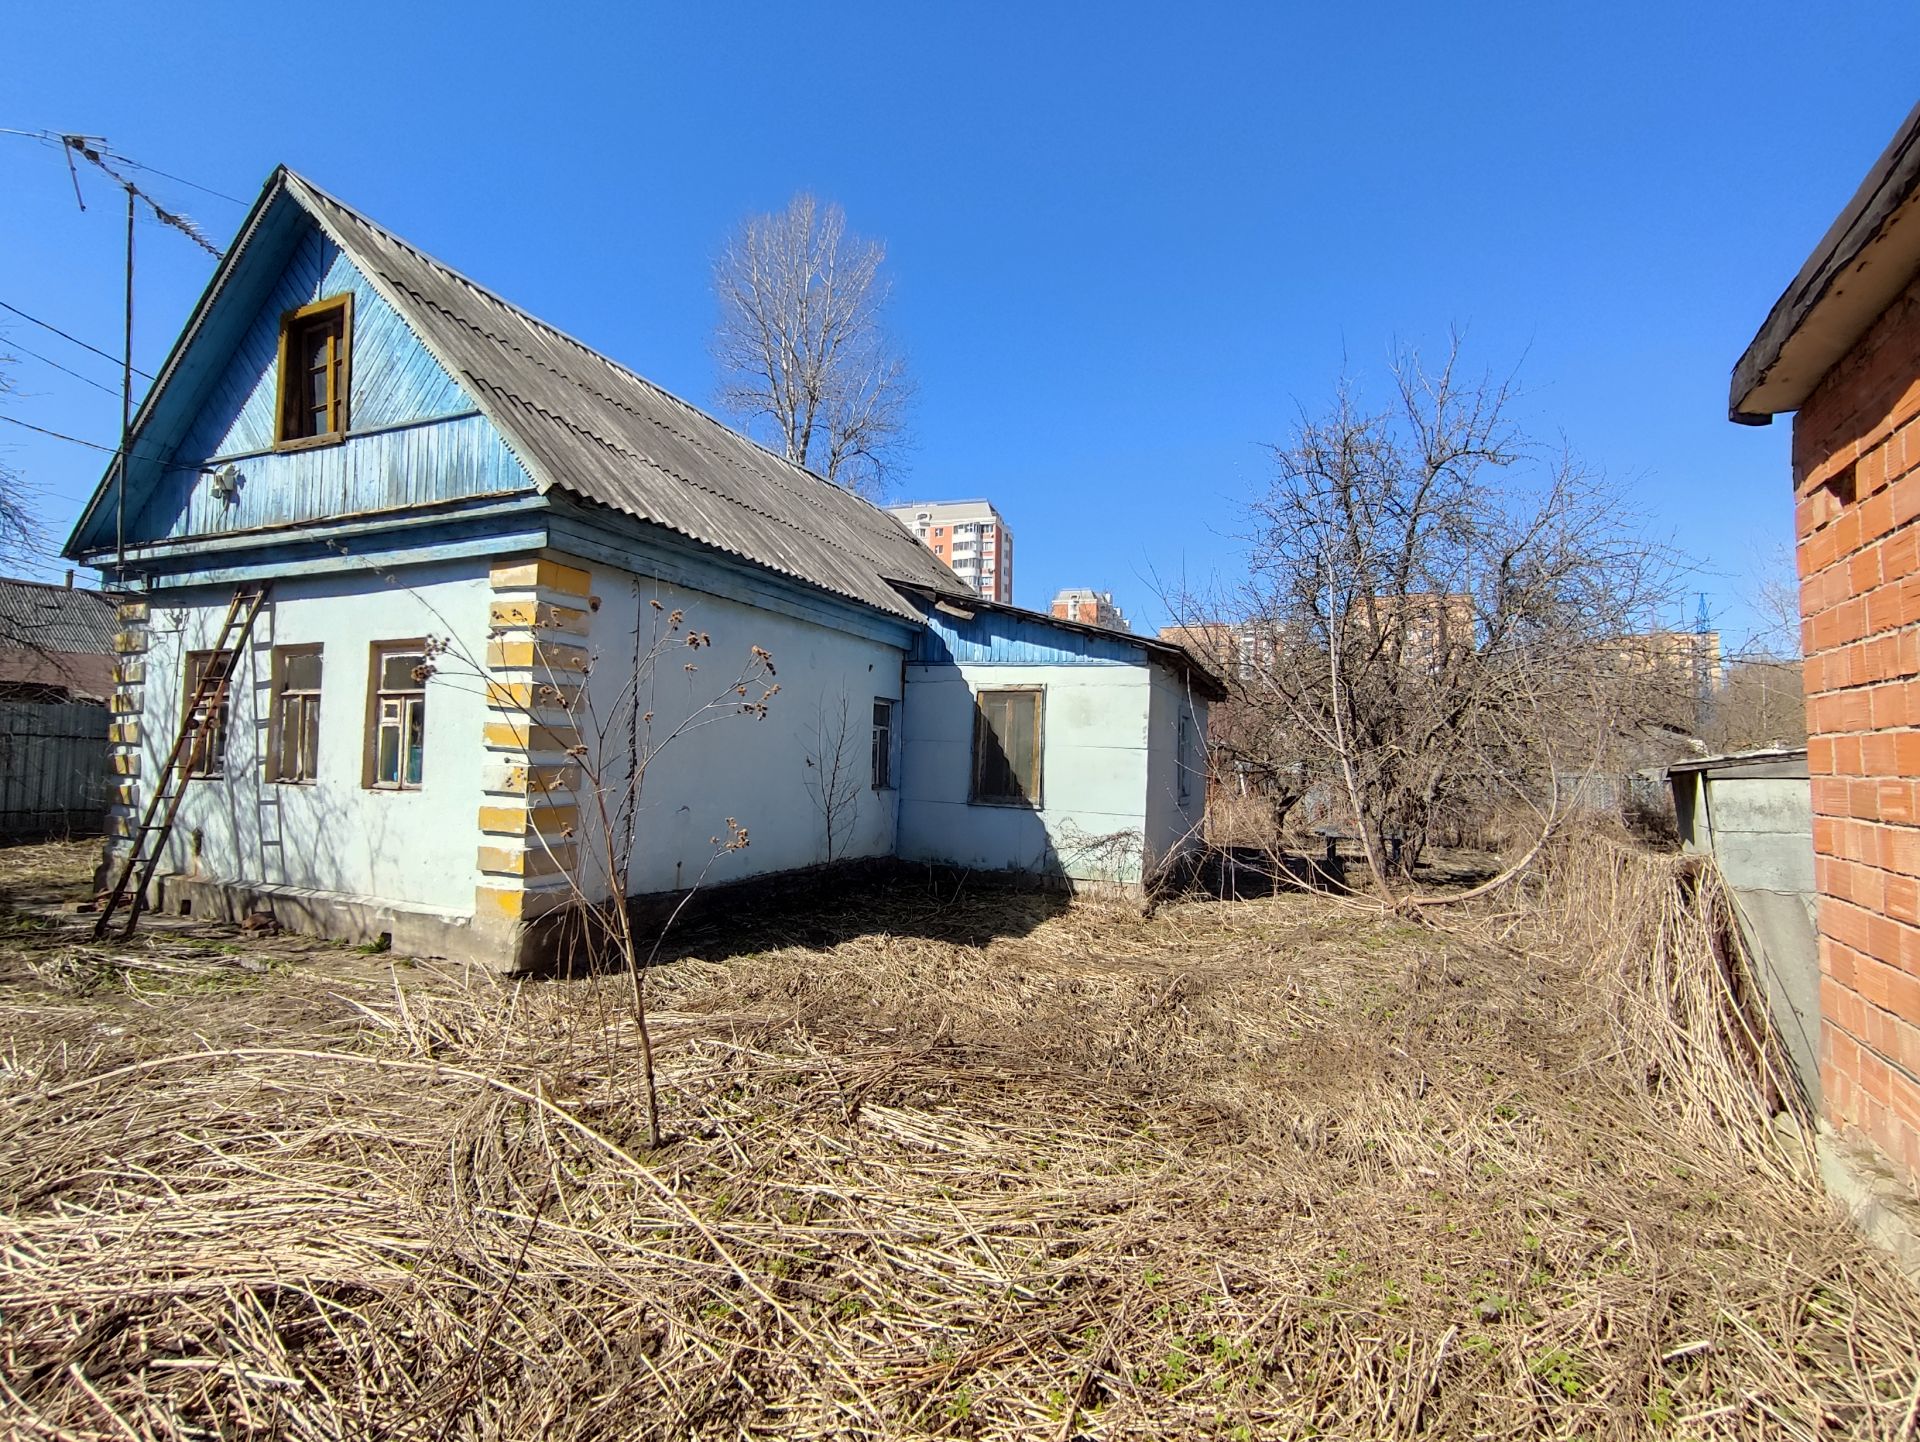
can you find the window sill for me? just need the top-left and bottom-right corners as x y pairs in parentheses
(271, 777), (318, 787)
(366, 784), (424, 794)
(273, 431), (348, 454)
(968, 796), (1040, 809)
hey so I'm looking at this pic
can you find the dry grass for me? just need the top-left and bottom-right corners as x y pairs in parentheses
(0, 840), (1915, 1438)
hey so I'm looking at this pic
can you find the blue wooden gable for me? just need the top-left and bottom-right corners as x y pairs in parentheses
(911, 606), (1150, 667)
(67, 187), (533, 561)
(179, 229), (470, 459)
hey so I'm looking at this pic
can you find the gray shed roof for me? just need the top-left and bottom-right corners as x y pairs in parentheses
(282, 171), (969, 620)
(0, 577), (116, 654)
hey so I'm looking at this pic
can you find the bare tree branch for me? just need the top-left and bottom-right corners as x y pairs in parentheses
(1170, 338), (1694, 903)
(0, 354), (48, 577)
(711, 194), (913, 501)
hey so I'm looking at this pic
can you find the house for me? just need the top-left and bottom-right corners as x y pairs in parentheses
(0, 575), (117, 702)
(62, 168), (1220, 970)
(1731, 100), (1920, 1189)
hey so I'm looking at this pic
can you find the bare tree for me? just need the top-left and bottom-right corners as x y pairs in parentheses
(1704, 659), (1806, 752)
(0, 354), (65, 672)
(0, 354), (44, 576)
(712, 194), (912, 500)
(1701, 546), (1808, 752)
(1746, 543), (1804, 662)
(1176, 339), (1688, 903)
(429, 590), (780, 1147)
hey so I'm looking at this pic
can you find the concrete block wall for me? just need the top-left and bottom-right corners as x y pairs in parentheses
(1794, 270), (1920, 1184)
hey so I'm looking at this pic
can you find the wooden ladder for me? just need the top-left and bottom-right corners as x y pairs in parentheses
(94, 584), (271, 940)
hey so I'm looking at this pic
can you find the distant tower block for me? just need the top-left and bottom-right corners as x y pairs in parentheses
(884, 499), (1014, 603)
(1050, 588), (1131, 632)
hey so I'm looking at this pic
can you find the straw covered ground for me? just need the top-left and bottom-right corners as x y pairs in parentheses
(0, 838), (1916, 1439)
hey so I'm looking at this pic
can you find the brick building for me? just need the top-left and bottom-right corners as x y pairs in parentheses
(884, 500), (1014, 602)
(1732, 101), (1920, 1185)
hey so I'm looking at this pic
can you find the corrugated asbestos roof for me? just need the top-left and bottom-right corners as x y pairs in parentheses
(0, 578), (116, 654)
(282, 172), (970, 620)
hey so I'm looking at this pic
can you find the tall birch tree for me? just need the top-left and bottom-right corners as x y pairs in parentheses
(711, 193), (911, 500)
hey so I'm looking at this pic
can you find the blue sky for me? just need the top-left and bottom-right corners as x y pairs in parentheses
(3, 3), (1917, 643)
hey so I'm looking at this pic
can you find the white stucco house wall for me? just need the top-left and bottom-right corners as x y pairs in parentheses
(900, 606), (1207, 887)
(65, 167), (1221, 970)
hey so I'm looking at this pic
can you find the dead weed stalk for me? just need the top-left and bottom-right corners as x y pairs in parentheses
(0, 857), (1914, 1438)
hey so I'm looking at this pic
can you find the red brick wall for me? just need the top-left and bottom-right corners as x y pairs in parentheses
(1795, 270), (1920, 1183)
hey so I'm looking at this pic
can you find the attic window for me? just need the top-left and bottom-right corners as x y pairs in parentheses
(276, 294), (352, 446)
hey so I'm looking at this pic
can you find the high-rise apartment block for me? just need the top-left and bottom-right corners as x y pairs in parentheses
(886, 500), (1014, 602)
(1051, 588), (1131, 632)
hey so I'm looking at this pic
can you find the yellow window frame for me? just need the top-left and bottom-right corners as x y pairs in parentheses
(274, 293), (353, 449)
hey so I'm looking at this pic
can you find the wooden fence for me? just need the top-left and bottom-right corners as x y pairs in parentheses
(0, 701), (110, 842)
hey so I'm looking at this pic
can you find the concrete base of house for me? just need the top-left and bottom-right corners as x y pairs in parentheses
(135, 855), (1147, 975)
(1814, 1120), (1920, 1283)
(147, 872), (508, 969)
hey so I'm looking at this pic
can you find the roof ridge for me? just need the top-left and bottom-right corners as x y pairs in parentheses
(0, 575), (109, 598)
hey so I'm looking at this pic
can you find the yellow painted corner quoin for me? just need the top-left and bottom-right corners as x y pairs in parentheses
(478, 802), (580, 838)
(489, 557), (591, 597)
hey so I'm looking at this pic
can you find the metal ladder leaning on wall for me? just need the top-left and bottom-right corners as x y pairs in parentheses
(93, 584), (271, 941)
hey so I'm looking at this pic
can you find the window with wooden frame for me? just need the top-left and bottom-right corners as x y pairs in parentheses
(181, 650), (233, 780)
(971, 687), (1043, 807)
(275, 294), (352, 446)
(367, 642), (427, 790)
(871, 698), (896, 791)
(269, 645), (323, 784)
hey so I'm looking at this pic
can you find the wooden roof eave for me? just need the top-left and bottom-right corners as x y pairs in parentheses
(1731, 101), (1920, 423)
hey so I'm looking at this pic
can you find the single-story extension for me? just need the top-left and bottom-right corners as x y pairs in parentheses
(63, 167), (1220, 969)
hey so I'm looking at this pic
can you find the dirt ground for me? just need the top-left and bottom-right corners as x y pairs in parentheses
(1, 840), (1917, 1439)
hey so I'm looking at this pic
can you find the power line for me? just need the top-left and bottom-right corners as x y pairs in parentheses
(0, 412), (121, 452)
(0, 412), (177, 469)
(109, 154), (247, 206)
(3, 339), (121, 396)
(0, 301), (154, 379)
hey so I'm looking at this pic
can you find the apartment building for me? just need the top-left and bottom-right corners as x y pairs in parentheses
(1051, 589), (1131, 632)
(885, 500), (1014, 603)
